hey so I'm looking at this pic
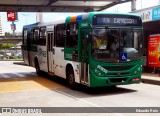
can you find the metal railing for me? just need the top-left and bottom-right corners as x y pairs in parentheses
(0, 36), (22, 44)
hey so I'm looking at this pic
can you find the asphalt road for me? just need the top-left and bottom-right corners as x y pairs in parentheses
(0, 61), (160, 116)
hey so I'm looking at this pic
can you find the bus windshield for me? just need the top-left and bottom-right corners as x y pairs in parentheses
(92, 28), (143, 62)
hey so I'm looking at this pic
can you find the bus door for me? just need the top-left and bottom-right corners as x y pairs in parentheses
(80, 29), (89, 85)
(23, 29), (30, 66)
(27, 30), (31, 66)
(47, 32), (54, 74)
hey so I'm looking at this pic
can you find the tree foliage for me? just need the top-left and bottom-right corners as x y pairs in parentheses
(5, 32), (22, 36)
(0, 43), (14, 49)
(5, 32), (12, 36)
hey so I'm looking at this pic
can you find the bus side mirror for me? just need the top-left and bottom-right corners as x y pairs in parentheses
(86, 35), (88, 39)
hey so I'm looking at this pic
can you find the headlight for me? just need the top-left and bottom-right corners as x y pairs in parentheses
(138, 67), (141, 71)
(134, 70), (137, 74)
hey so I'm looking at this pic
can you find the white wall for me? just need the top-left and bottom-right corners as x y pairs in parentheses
(0, 13), (5, 36)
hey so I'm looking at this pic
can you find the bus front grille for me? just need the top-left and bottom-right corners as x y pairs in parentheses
(103, 65), (134, 71)
(109, 78), (127, 83)
(106, 72), (130, 76)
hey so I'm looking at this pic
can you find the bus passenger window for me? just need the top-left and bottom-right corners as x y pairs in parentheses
(23, 30), (27, 44)
(56, 24), (65, 47)
(29, 30), (34, 44)
(33, 28), (39, 44)
(66, 23), (78, 48)
(39, 27), (46, 45)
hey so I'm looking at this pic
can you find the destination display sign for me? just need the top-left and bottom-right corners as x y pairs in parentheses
(92, 14), (142, 26)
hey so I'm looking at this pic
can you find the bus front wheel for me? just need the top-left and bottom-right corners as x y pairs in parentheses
(67, 68), (76, 89)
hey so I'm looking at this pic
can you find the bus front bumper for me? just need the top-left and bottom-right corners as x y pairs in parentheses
(89, 74), (141, 87)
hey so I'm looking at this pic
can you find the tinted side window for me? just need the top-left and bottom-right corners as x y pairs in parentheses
(39, 27), (46, 46)
(30, 29), (34, 44)
(23, 30), (27, 44)
(56, 24), (65, 47)
(33, 28), (39, 44)
(66, 23), (78, 48)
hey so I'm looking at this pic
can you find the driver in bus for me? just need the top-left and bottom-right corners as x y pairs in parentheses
(110, 37), (119, 52)
(110, 37), (119, 58)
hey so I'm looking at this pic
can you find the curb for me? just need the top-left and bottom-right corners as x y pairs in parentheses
(13, 62), (27, 66)
(141, 78), (160, 86)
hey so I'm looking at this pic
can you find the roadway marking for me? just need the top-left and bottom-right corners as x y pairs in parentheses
(0, 74), (10, 78)
(30, 72), (37, 76)
(0, 72), (37, 78)
(55, 90), (124, 116)
(12, 73), (27, 77)
(0, 77), (64, 93)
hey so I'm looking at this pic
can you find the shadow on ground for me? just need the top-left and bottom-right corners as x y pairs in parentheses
(0, 71), (137, 99)
(44, 73), (137, 98)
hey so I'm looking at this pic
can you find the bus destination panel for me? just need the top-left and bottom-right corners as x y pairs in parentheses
(92, 14), (142, 26)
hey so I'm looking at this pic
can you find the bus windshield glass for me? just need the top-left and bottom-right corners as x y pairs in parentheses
(92, 28), (142, 62)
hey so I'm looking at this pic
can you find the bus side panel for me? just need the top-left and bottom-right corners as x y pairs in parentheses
(23, 50), (29, 65)
(28, 45), (38, 67)
(66, 61), (81, 84)
(29, 51), (36, 67)
(37, 46), (48, 72)
(53, 47), (66, 78)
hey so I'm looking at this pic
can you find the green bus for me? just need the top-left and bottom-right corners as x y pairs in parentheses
(22, 12), (143, 89)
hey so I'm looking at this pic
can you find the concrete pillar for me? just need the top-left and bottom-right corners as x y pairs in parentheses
(131, 0), (136, 11)
(36, 13), (43, 22)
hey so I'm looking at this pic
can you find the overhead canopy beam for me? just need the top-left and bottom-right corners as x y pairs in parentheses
(0, 0), (132, 12)
(46, 0), (58, 6)
(53, 0), (115, 1)
(0, 4), (100, 12)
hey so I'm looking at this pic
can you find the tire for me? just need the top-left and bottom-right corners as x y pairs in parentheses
(35, 59), (42, 76)
(67, 68), (76, 89)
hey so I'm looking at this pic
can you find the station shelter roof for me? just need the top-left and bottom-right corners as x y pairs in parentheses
(0, 0), (131, 12)
(132, 5), (160, 33)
